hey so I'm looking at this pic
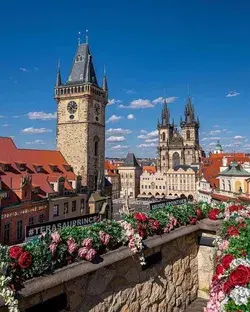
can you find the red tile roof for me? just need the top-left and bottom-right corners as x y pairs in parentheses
(201, 153), (250, 188)
(143, 166), (157, 174)
(0, 137), (76, 206)
(105, 161), (118, 171)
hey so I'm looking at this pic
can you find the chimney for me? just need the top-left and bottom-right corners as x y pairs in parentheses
(222, 157), (227, 167)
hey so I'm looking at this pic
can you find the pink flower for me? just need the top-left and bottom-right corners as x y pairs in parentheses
(99, 231), (111, 245)
(85, 248), (97, 261)
(49, 242), (57, 255)
(67, 237), (76, 246)
(51, 232), (61, 244)
(82, 238), (93, 248)
(78, 247), (88, 258)
(67, 242), (78, 254)
(218, 240), (229, 251)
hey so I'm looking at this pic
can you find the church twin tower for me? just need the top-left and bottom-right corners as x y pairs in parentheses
(54, 41), (108, 191)
(157, 98), (202, 171)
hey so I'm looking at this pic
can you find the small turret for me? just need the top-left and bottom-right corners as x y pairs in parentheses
(55, 60), (62, 87)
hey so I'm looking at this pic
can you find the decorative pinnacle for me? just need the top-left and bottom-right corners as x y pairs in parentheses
(187, 84), (190, 96)
(78, 32), (81, 46)
(86, 29), (89, 44)
(57, 58), (60, 69)
(104, 64), (106, 75)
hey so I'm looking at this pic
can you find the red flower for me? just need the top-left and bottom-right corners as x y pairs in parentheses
(212, 274), (218, 282)
(195, 209), (202, 219)
(221, 254), (234, 269)
(229, 265), (250, 287)
(18, 251), (32, 269)
(148, 218), (160, 230)
(189, 217), (197, 225)
(238, 222), (246, 229)
(208, 208), (220, 220)
(9, 246), (24, 259)
(216, 264), (225, 275)
(134, 212), (148, 222)
(223, 280), (232, 293)
(228, 205), (244, 213)
(227, 225), (239, 237)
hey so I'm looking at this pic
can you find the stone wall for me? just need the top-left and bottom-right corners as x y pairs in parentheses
(0, 220), (220, 312)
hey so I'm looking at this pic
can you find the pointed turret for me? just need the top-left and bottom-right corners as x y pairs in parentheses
(184, 97), (196, 124)
(161, 98), (170, 127)
(56, 60), (62, 87)
(67, 42), (98, 86)
(102, 66), (108, 92)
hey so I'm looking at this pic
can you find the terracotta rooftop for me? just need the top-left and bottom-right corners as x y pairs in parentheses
(0, 137), (76, 206)
(143, 166), (157, 174)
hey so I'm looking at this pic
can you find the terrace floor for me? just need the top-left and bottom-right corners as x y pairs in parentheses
(185, 298), (207, 312)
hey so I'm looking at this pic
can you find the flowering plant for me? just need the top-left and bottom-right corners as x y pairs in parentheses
(205, 204), (250, 312)
(0, 202), (229, 311)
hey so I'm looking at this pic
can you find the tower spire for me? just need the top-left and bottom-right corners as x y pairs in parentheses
(102, 65), (108, 92)
(85, 29), (89, 44)
(55, 59), (62, 87)
(161, 97), (170, 126)
(78, 32), (81, 46)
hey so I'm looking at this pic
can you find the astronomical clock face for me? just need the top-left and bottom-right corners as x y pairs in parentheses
(67, 101), (78, 114)
(94, 102), (101, 115)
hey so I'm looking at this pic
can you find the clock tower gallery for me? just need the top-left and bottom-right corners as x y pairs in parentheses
(54, 40), (108, 190)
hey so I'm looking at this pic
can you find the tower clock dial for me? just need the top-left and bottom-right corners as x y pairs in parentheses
(94, 103), (100, 115)
(67, 101), (78, 114)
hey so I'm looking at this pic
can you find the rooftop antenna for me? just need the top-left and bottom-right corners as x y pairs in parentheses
(85, 29), (89, 44)
(78, 31), (81, 46)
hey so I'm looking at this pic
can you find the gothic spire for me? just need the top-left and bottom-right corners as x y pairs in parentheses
(56, 59), (62, 87)
(102, 65), (108, 92)
(184, 96), (196, 124)
(67, 41), (98, 86)
(161, 98), (170, 127)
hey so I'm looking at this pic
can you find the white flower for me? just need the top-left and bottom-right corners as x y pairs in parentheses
(230, 258), (250, 269)
(229, 286), (250, 305)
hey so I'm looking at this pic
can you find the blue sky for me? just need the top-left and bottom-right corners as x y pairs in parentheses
(0, 0), (250, 158)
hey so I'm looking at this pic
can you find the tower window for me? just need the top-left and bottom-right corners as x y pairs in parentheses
(94, 136), (100, 156)
(75, 55), (83, 63)
(186, 130), (190, 140)
(162, 132), (166, 141)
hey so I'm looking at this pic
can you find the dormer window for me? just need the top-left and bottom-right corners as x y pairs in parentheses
(4, 165), (10, 171)
(35, 166), (43, 173)
(50, 165), (59, 172)
(16, 162), (26, 171)
(75, 55), (83, 63)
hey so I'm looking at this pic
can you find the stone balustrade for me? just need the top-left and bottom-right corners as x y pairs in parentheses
(0, 219), (221, 312)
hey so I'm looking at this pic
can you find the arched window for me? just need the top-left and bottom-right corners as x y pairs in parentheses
(172, 152), (180, 168)
(228, 180), (231, 192)
(162, 132), (166, 141)
(75, 55), (83, 62)
(162, 156), (165, 160)
(186, 130), (190, 140)
(222, 180), (225, 190)
(93, 136), (99, 156)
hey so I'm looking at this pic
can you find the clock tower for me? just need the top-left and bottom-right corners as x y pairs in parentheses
(54, 40), (108, 190)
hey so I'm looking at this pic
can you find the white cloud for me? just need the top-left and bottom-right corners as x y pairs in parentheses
(0, 115), (5, 118)
(127, 114), (135, 120)
(107, 99), (122, 106)
(20, 67), (28, 72)
(25, 140), (46, 145)
(2, 124), (11, 127)
(208, 130), (221, 135)
(140, 130), (147, 134)
(106, 128), (132, 135)
(111, 144), (129, 150)
(201, 137), (221, 141)
(214, 125), (220, 128)
(120, 99), (154, 109)
(222, 129), (232, 134)
(244, 144), (250, 148)
(106, 115), (123, 123)
(137, 130), (158, 140)
(152, 96), (177, 105)
(224, 143), (234, 148)
(106, 136), (125, 142)
(234, 135), (244, 140)
(145, 138), (158, 143)
(20, 127), (52, 134)
(123, 89), (137, 94)
(147, 130), (158, 138)
(226, 90), (240, 97)
(208, 142), (217, 146)
(137, 143), (158, 148)
(27, 111), (57, 120)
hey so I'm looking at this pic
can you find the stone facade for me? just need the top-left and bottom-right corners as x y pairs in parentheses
(140, 167), (199, 199)
(55, 43), (108, 191)
(157, 97), (203, 172)
(14, 221), (220, 312)
(120, 167), (142, 199)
